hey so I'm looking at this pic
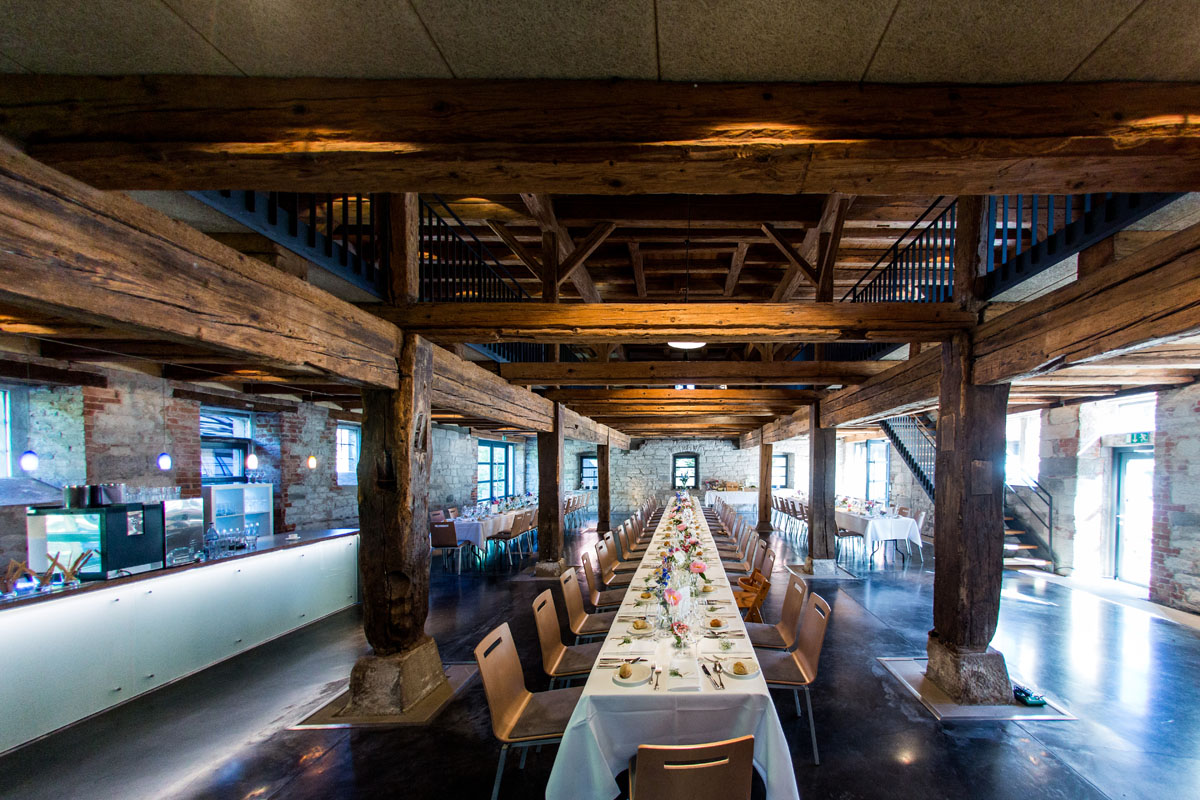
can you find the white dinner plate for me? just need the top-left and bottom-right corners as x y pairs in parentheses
(701, 617), (730, 632)
(627, 621), (654, 635)
(722, 659), (760, 679)
(612, 662), (653, 685)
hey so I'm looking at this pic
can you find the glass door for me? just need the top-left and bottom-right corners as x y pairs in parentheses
(1114, 449), (1154, 587)
(866, 439), (890, 504)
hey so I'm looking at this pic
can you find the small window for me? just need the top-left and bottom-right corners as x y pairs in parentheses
(200, 407), (252, 484)
(771, 454), (789, 489)
(336, 423), (361, 486)
(673, 452), (698, 489)
(478, 441), (512, 501)
(579, 454), (598, 489)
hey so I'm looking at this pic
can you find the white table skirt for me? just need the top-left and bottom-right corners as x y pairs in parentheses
(834, 511), (921, 549)
(546, 496), (799, 800)
(451, 512), (518, 550)
(704, 490), (760, 507)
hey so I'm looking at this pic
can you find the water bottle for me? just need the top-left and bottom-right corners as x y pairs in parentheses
(204, 523), (219, 560)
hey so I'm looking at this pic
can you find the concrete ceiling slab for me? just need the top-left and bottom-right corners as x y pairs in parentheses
(864, 0), (1139, 83)
(164, 0), (453, 78)
(656, 0), (895, 81)
(0, 0), (239, 74)
(410, 0), (657, 79)
(1071, 0), (1200, 80)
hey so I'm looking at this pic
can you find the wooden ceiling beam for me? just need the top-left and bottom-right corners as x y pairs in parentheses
(762, 222), (819, 297)
(558, 222), (617, 287)
(723, 243), (750, 297)
(521, 193), (603, 303)
(542, 388), (821, 402)
(629, 243), (647, 298)
(384, 302), (975, 344)
(499, 360), (892, 386)
(9, 78), (1200, 194)
(0, 138), (400, 389)
(485, 219), (543, 281)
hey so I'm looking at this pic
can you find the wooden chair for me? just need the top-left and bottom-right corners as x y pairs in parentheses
(474, 623), (583, 800)
(430, 521), (466, 573)
(446, 506), (460, 519)
(532, 589), (602, 688)
(626, 735), (756, 800)
(724, 536), (767, 576)
(734, 574), (772, 623)
(596, 542), (636, 588)
(558, 568), (616, 643)
(744, 572), (809, 650)
(429, 509), (446, 524)
(582, 552), (627, 609)
(755, 593), (832, 764)
(897, 506), (911, 518)
(601, 533), (639, 572)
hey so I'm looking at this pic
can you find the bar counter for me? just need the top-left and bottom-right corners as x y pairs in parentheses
(0, 528), (360, 754)
(0, 527), (359, 611)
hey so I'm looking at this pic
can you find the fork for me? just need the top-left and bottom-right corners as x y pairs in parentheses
(712, 660), (726, 689)
(653, 662), (663, 690)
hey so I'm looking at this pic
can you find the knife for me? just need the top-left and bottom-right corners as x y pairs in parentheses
(701, 663), (721, 690)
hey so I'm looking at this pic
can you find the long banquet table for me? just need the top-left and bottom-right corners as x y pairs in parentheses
(546, 495), (799, 800)
(703, 489), (760, 508)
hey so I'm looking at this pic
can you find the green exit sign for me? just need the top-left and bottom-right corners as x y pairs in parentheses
(1127, 431), (1152, 444)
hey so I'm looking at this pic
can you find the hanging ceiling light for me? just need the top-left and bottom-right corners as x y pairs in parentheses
(245, 410), (258, 470)
(19, 449), (39, 472)
(157, 452), (173, 471)
(669, 204), (705, 351)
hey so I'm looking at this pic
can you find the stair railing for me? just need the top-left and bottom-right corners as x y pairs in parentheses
(1004, 463), (1056, 574)
(879, 414), (936, 501)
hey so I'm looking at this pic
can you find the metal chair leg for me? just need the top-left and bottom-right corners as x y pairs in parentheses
(491, 744), (509, 800)
(518, 745), (529, 769)
(804, 685), (819, 765)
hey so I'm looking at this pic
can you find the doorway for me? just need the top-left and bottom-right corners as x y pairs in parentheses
(1113, 448), (1154, 587)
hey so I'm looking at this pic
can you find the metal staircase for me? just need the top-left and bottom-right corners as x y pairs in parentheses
(879, 415), (936, 501)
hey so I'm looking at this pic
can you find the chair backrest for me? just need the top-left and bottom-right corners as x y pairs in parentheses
(775, 572), (811, 649)
(897, 506), (911, 518)
(558, 568), (587, 631)
(751, 537), (770, 573)
(430, 521), (458, 548)
(759, 545), (776, 579)
(581, 552), (604, 603)
(447, 506), (460, 519)
(473, 623), (532, 741)
(429, 510), (446, 524)
(532, 589), (566, 675)
(595, 540), (613, 575)
(914, 511), (927, 534)
(793, 592), (832, 682)
(632, 735), (755, 800)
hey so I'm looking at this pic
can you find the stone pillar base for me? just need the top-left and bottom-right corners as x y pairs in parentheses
(925, 634), (1012, 705)
(534, 558), (568, 578)
(339, 636), (449, 717)
(799, 557), (839, 576)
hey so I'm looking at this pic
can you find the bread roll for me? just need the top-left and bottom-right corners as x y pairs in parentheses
(618, 663), (633, 678)
(732, 661), (748, 675)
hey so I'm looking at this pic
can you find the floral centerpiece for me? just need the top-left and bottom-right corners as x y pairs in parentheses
(649, 494), (713, 647)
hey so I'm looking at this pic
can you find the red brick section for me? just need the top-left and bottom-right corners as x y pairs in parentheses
(1150, 384), (1200, 614)
(165, 396), (201, 498)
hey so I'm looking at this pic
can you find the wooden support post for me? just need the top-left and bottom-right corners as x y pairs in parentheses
(806, 402), (838, 574)
(757, 442), (774, 535)
(543, 230), (560, 362)
(535, 402), (567, 576)
(926, 333), (1013, 704)
(597, 443), (611, 534)
(343, 332), (449, 716)
(386, 193), (420, 305)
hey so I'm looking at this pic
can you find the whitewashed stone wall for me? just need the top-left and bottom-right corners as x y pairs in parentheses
(430, 425), (532, 510)
(1152, 382), (1200, 613)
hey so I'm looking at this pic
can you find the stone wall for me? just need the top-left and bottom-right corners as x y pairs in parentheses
(428, 425), (534, 512)
(1152, 383), (1200, 613)
(1036, 405), (1082, 571)
(276, 404), (358, 532)
(888, 453), (934, 537)
(27, 386), (87, 489)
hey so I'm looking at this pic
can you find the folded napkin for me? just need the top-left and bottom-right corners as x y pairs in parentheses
(667, 658), (703, 691)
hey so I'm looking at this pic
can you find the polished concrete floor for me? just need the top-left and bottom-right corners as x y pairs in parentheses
(2, 508), (1198, 800)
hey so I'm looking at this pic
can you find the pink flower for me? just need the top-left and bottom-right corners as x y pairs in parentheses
(671, 621), (689, 636)
(687, 537), (699, 547)
(676, 523), (688, 532)
(663, 588), (682, 606)
(690, 560), (706, 574)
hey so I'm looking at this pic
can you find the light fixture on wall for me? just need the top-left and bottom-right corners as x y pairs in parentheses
(245, 410), (258, 470)
(156, 379), (172, 471)
(307, 455), (318, 470)
(19, 449), (39, 472)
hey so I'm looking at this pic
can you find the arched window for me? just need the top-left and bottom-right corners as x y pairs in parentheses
(672, 452), (699, 489)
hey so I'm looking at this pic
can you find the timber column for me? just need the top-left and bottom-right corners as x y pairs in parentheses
(756, 442), (774, 535)
(535, 402), (568, 577)
(343, 331), (450, 716)
(806, 401), (839, 575)
(925, 195), (1013, 704)
(597, 443), (611, 535)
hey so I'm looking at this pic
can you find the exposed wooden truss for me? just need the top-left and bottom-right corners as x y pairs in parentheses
(382, 302), (975, 344)
(498, 360), (892, 387)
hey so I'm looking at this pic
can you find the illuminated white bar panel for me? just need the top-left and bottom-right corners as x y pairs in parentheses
(0, 534), (359, 754)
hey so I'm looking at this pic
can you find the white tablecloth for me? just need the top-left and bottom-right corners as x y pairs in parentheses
(546, 496), (799, 800)
(451, 512), (518, 550)
(704, 490), (760, 507)
(835, 511), (921, 550)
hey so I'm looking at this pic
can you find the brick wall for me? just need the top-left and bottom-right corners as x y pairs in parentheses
(27, 385), (87, 489)
(1151, 383), (1200, 613)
